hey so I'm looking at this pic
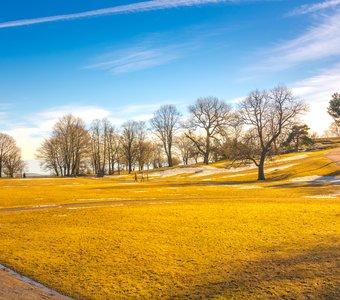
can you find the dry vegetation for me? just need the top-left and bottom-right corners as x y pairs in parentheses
(0, 150), (339, 299)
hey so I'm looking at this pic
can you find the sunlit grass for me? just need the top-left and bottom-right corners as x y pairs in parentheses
(0, 150), (339, 299)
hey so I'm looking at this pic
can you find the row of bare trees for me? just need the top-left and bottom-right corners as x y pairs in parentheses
(36, 85), (308, 180)
(0, 133), (25, 177)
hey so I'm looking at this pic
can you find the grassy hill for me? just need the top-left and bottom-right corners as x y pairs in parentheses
(0, 149), (339, 299)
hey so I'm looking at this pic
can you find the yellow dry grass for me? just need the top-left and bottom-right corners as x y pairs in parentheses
(0, 150), (339, 299)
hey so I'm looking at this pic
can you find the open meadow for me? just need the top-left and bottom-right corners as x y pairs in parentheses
(0, 150), (339, 299)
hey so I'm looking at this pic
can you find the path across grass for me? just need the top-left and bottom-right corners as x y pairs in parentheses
(0, 264), (71, 300)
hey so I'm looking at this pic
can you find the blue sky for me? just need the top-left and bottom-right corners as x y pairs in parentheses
(0, 0), (340, 162)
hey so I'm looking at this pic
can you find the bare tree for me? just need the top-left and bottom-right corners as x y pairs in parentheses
(0, 133), (16, 177)
(175, 134), (199, 165)
(106, 126), (121, 175)
(238, 86), (307, 180)
(185, 97), (232, 164)
(36, 136), (63, 176)
(37, 115), (90, 176)
(149, 141), (166, 169)
(135, 121), (148, 171)
(151, 105), (181, 167)
(0, 133), (24, 177)
(326, 121), (340, 137)
(120, 120), (146, 173)
(89, 118), (113, 175)
(4, 147), (25, 177)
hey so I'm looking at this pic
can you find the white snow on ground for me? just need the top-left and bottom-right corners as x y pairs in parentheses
(275, 154), (308, 162)
(305, 195), (337, 199)
(75, 197), (123, 201)
(151, 168), (201, 177)
(151, 159), (298, 179)
(151, 165), (255, 178)
(237, 185), (263, 189)
(291, 175), (340, 184)
(1, 186), (29, 188)
(191, 166), (229, 177)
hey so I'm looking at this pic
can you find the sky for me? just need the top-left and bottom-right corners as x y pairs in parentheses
(0, 0), (339, 167)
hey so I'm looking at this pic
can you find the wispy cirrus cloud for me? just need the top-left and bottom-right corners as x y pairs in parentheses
(85, 41), (195, 73)
(255, 10), (340, 70)
(288, 0), (340, 16)
(292, 64), (340, 134)
(0, 0), (236, 29)
(85, 22), (224, 74)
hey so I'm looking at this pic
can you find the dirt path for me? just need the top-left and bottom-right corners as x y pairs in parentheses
(325, 147), (340, 165)
(0, 265), (72, 300)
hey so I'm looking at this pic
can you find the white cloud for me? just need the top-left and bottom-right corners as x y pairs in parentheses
(4, 127), (44, 161)
(3, 103), (170, 160)
(0, 0), (234, 29)
(289, 0), (340, 16)
(257, 11), (340, 70)
(3, 105), (111, 160)
(85, 43), (192, 73)
(36, 105), (111, 125)
(292, 65), (340, 134)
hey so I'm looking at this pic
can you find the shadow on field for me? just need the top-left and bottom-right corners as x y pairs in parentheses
(267, 161), (340, 183)
(271, 168), (340, 189)
(169, 243), (340, 299)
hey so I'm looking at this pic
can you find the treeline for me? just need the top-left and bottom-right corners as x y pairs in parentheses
(0, 85), (316, 180)
(0, 133), (25, 177)
(35, 85), (309, 180)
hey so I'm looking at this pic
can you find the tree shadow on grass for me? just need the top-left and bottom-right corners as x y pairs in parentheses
(168, 243), (340, 299)
(266, 161), (340, 182)
(268, 164), (340, 189)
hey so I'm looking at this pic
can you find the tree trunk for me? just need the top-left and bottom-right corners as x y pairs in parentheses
(204, 134), (210, 165)
(257, 152), (266, 180)
(168, 143), (173, 167)
(128, 159), (132, 174)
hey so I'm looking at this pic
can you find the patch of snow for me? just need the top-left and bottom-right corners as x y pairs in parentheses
(238, 185), (263, 190)
(1, 185), (29, 188)
(31, 205), (58, 208)
(152, 168), (199, 177)
(305, 195), (337, 199)
(75, 197), (122, 201)
(191, 166), (228, 177)
(275, 154), (308, 162)
(291, 175), (340, 184)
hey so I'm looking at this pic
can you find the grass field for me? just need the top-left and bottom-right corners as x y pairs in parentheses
(0, 150), (339, 299)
